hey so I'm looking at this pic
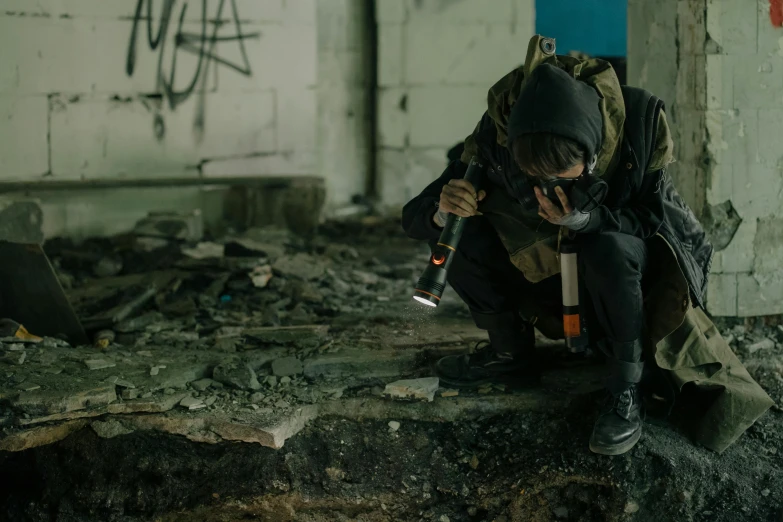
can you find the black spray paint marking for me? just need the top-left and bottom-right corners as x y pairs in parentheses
(125, 0), (259, 138)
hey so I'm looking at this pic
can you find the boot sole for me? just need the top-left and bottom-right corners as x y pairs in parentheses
(588, 429), (642, 456)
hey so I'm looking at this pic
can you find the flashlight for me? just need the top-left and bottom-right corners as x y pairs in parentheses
(413, 156), (487, 307)
(560, 237), (589, 352)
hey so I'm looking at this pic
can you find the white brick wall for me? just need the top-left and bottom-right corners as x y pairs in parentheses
(0, 0), (337, 236)
(705, 1), (783, 316)
(632, 0), (783, 316)
(377, 0), (535, 206)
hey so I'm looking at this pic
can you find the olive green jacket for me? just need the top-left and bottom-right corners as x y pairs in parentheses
(461, 35), (773, 453)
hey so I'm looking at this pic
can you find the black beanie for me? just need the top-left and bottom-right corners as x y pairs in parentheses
(506, 64), (603, 158)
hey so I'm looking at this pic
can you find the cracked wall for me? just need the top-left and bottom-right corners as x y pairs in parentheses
(0, 1), (370, 238)
(630, 0), (783, 316)
(375, 0), (535, 208)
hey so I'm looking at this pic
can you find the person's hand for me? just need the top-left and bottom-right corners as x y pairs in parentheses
(433, 179), (486, 226)
(535, 186), (590, 231)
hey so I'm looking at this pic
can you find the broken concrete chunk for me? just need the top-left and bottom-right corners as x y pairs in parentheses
(225, 238), (285, 260)
(213, 337), (239, 352)
(250, 392), (265, 404)
(249, 265), (273, 288)
(117, 312), (165, 333)
(272, 356), (304, 377)
(212, 358), (261, 390)
(243, 325), (329, 349)
(85, 359), (116, 371)
(179, 396), (206, 410)
(388, 421), (401, 432)
(352, 270), (380, 285)
(134, 210), (203, 242)
(747, 338), (776, 355)
(93, 257), (123, 278)
(181, 242), (224, 260)
(325, 244), (359, 261)
(135, 237), (170, 251)
(190, 378), (216, 392)
(13, 385), (117, 417)
(272, 253), (326, 281)
(204, 396), (218, 407)
(91, 419), (135, 439)
(105, 376), (135, 389)
(0, 351), (26, 365)
(121, 388), (141, 400)
(383, 377), (439, 402)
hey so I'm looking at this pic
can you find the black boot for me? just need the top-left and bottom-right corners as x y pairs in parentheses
(434, 323), (539, 388)
(589, 385), (643, 455)
(589, 339), (644, 455)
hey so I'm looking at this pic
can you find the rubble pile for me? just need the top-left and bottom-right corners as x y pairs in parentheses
(0, 213), (781, 521)
(0, 212), (484, 447)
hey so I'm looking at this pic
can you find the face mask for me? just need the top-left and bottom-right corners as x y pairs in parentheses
(568, 172), (608, 212)
(501, 157), (608, 213)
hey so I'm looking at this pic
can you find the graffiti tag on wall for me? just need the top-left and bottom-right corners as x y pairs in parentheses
(125, 0), (259, 139)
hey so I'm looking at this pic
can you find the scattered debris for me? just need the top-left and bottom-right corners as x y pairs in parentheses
(388, 420), (401, 432)
(180, 396), (206, 411)
(190, 378), (216, 392)
(182, 242), (224, 260)
(272, 253), (326, 281)
(440, 389), (459, 398)
(469, 454), (479, 470)
(91, 418), (135, 439)
(383, 377), (440, 402)
(747, 338), (776, 355)
(134, 210), (203, 242)
(93, 330), (115, 349)
(225, 237), (284, 260)
(249, 265), (273, 288)
(85, 359), (116, 371)
(93, 257), (123, 278)
(325, 467), (346, 481)
(0, 351), (26, 365)
(271, 357), (304, 377)
(212, 358), (261, 390)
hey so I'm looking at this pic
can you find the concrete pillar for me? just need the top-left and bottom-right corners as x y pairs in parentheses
(316, 0), (374, 210)
(629, 0), (783, 317)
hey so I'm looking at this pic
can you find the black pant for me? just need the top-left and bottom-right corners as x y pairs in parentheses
(431, 216), (648, 355)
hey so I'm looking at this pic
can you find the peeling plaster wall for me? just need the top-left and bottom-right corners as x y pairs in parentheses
(0, 1), (369, 238)
(630, 0), (783, 316)
(376, 0), (535, 208)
